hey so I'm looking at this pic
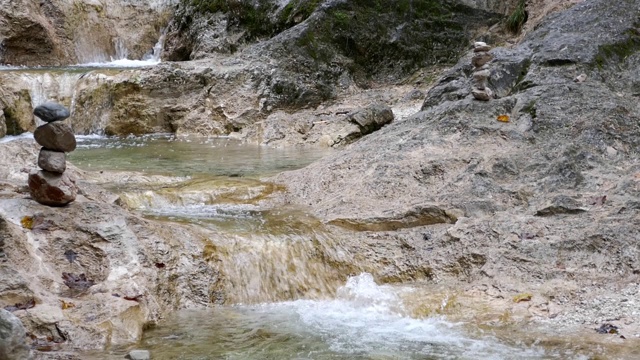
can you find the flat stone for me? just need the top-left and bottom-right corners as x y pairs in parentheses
(473, 69), (491, 89)
(0, 309), (33, 360)
(28, 170), (77, 207)
(33, 102), (70, 123)
(574, 73), (587, 83)
(37, 149), (66, 173)
(126, 349), (151, 360)
(472, 87), (493, 101)
(472, 51), (493, 68)
(535, 196), (588, 217)
(474, 45), (492, 52)
(33, 122), (76, 152)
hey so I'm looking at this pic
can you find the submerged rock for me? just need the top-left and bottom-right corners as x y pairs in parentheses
(127, 349), (151, 360)
(37, 148), (66, 173)
(33, 122), (76, 152)
(33, 102), (70, 123)
(28, 170), (77, 206)
(0, 309), (33, 360)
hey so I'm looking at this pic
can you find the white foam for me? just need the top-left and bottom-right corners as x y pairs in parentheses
(247, 273), (545, 359)
(75, 58), (161, 68)
(0, 132), (34, 144)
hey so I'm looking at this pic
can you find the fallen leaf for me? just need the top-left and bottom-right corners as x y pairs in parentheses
(497, 114), (510, 123)
(513, 293), (533, 303)
(595, 323), (619, 334)
(64, 250), (78, 264)
(21, 216), (34, 229)
(155, 262), (166, 269)
(62, 273), (95, 291)
(60, 300), (75, 310)
(4, 298), (36, 312)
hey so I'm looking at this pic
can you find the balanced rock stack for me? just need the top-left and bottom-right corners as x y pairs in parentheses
(28, 102), (78, 207)
(471, 41), (493, 101)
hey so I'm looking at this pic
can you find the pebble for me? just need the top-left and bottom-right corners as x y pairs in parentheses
(127, 349), (151, 360)
(33, 102), (71, 122)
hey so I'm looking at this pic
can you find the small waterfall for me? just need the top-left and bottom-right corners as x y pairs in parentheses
(116, 180), (355, 304)
(18, 72), (84, 111)
(113, 38), (129, 61)
(142, 30), (167, 62)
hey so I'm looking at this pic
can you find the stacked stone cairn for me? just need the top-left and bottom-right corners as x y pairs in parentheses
(471, 41), (494, 101)
(28, 102), (78, 206)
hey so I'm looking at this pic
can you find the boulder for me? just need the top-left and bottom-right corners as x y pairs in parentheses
(347, 104), (394, 135)
(33, 102), (70, 123)
(37, 149), (66, 173)
(33, 122), (76, 152)
(28, 170), (77, 206)
(0, 309), (33, 360)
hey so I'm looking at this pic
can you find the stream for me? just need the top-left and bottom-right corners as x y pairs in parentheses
(66, 134), (583, 360)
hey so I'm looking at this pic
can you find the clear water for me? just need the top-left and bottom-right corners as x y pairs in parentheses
(88, 274), (548, 360)
(70, 134), (331, 178)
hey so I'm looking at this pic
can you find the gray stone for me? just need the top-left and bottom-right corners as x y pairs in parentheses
(347, 103), (394, 135)
(37, 149), (66, 173)
(126, 349), (151, 360)
(535, 196), (588, 217)
(471, 51), (493, 68)
(33, 102), (70, 123)
(28, 170), (77, 207)
(471, 87), (493, 101)
(474, 45), (492, 52)
(473, 69), (491, 89)
(33, 122), (76, 152)
(0, 309), (33, 360)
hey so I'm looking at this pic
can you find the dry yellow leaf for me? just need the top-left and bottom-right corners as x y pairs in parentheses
(497, 114), (510, 123)
(60, 300), (75, 310)
(21, 216), (34, 229)
(513, 293), (533, 303)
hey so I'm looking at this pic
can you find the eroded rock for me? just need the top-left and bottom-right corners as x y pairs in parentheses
(28, 170), (77, 206)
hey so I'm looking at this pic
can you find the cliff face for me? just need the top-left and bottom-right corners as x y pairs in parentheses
(0, 0), (174, 66)
(276, 0), (640, 331)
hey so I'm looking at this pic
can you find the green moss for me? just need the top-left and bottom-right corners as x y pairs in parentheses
(594, 27), (640, 68)
(522, 100), (537, 119)
(506, 0), (527, 34)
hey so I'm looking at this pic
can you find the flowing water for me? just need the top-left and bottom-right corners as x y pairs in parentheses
(66, 135), (608, 359)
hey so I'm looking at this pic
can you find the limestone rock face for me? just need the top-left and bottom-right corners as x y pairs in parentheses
(28, 170), (77, 206)
(33, 122), (76, 152)
(37, 149), (66, 173)
(0, 309), (33, 360)
(33, 102), (70, 123)
(0, 0), (174, 66)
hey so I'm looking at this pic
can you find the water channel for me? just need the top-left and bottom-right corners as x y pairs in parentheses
(64, 134), (597, 360)
(1, 36), (632, 360)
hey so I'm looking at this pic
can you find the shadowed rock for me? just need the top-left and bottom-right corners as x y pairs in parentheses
(28, 170), (77, 206)
(33, 102), (70, 123)
(33, 122), (76, 152)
